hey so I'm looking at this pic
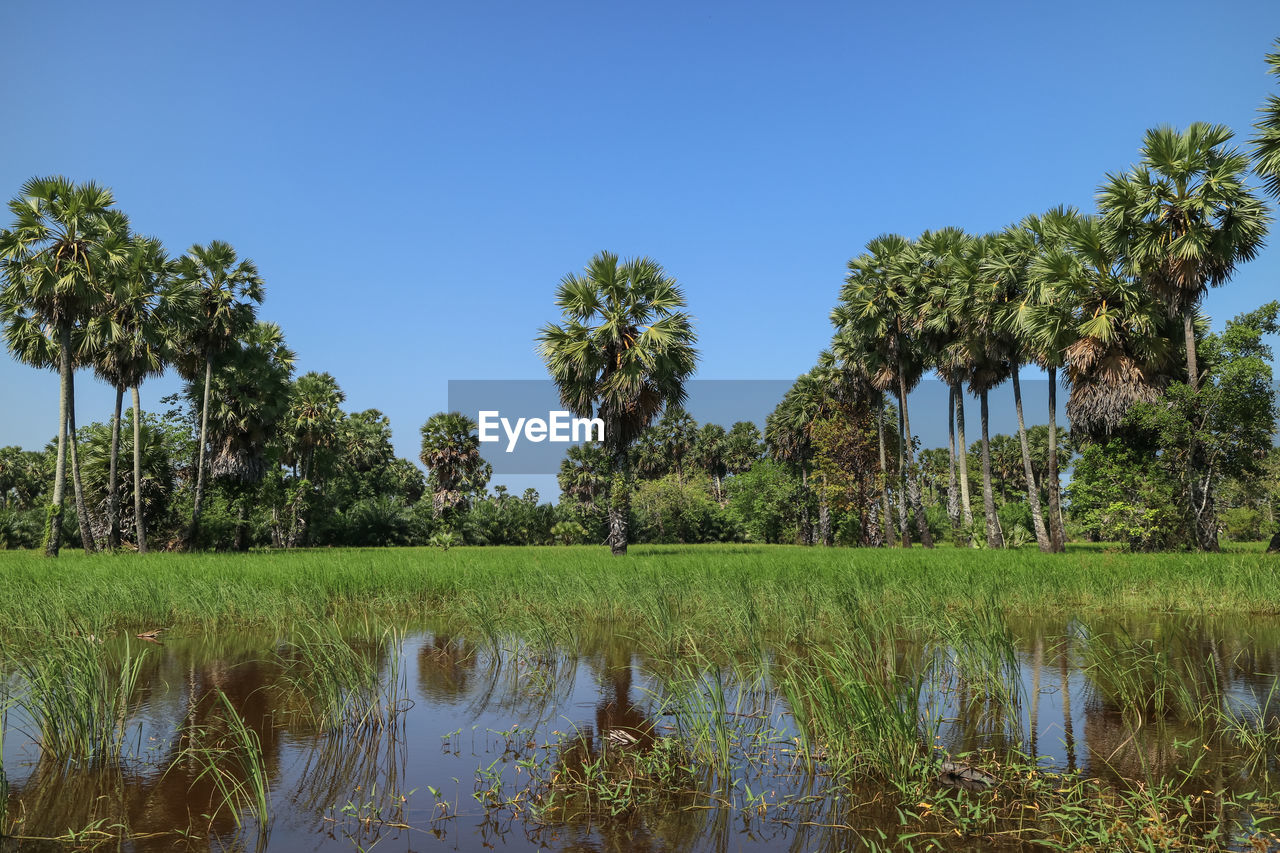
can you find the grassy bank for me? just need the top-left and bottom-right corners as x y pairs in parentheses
(1, 543), (1277, 644)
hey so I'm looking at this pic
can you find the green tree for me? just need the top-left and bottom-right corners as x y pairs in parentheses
(419, 412), (490, 527)
(1099, 125), (1268, 551)
(833, 234), (933, 547)
(185, 321), (294, 550)
(90, 235), (188, 551)
(692, 422), (728, 502)
(0, 177), (129, 555)
(537, 251), (698, 555)
(724, 421), (763, 475)
(175, 240), (264, 547)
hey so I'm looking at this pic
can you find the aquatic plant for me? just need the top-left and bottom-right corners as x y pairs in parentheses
(13, 635), (145, 765)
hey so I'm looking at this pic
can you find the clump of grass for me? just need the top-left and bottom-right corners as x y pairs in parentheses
(776, 633), (942, 782)
(528, 732), (696, 823)
(1078, 626), (1217, 729)
(172, 689), (270, 845)
(13, 635), (145, 766)
(278, 621), (408, 732)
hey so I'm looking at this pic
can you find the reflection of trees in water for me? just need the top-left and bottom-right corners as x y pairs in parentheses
(415, 633), (476, 702)
(7, 652), (285, 850)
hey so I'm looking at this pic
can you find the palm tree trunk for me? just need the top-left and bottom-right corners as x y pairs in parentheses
(899, 373), (932, 548)
(66, 371), (97, 553)
(107, 385), (124, 550)
(132, 386), (148, 554)
(895, 399), (911, 548)
(609, 452), (629, 556)
(45, 329), (72, 556)
(819, 482), (831, 547)
(954, 382), (974, 529)
(980, 390), (1003, 548)
(1184, 312), (1199, 391)
(1011, 368), (1050, 551)
(189, 353), (213, 547)
(800, 467), (813, 546)
(876, 395), (896, 546)
(1046, 367), (1065, 553)
(946, 384), (961, 540)
(1182, 312), (1219, 551)
(234, 497), (249, 552)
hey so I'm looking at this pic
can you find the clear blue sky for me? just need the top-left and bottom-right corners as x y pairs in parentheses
(3, 1), (1279, 490)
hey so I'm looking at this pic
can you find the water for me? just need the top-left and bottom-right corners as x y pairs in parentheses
(2, 614), (1278, 851)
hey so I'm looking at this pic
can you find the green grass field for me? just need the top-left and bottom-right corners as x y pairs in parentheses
(1, 543), (1276, 645)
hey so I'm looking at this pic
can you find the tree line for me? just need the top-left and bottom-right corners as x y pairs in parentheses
(8, 42), (1280, 554)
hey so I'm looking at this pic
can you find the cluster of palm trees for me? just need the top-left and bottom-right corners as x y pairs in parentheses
(785, 122), (1270, 553)
(0, 177), (272, 555)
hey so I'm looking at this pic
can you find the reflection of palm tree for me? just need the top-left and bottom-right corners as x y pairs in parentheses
(416, 634), (477, 702)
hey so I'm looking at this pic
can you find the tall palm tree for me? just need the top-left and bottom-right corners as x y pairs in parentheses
(984, 224), (1052, 552)
(1100, 124), (1267, 392)
(186, 321), (295, 550)
(830, 326), (897, 545)
(1099, 124), (1267, 551)
(1022, 207), (1084, 553)
(419, 412), (491, 527)
(90, 235), (185, 551)
(176, 241), (264, 547)
(916, 226), (974, 540)
(948, 233), (1007, 548)
(723, 421), (763, 475)
(537, 252), (698, 556)
(693, 423), (728, 502)
(1041, 215), (1176, 440)
(0, 177), (127, 555)
(835, 234), (933, 548)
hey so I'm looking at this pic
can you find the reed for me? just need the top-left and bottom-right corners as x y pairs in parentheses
(13, 635), (145, 765)
(172, 689), (271, 843)
(278, 621), (409, 732)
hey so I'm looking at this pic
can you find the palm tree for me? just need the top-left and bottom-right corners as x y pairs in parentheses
(186, 321), (295, 550)
(558, 442), (611, 513)
(537, 252), (698, 556)
(1022, 207), (1084, 553)
(834, 235), (933, 548)
(984, 224), (1052, 552)
(0, 177), (128, 555)
(1100, 124), (1267, 392)
(693, 423), (728, 502)
(948, 233), (1007, 548)
(916, 227), (974, 540)
(1252, 39), (1280, 200)
(90, 235), (185, 551)
(765, 372), (825, 545)
(282, 371), (346, 546)
(830, 327), (897, 545)
(419, 412), (491, 527)
(724, 421), (763, 475)
(1039, 215), (1176, 440)
(1099, 124), (1267, 551)
(176, 241), (264, 547)
(653, 408), (698, 483)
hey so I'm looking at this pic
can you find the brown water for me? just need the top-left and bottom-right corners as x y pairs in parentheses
(2, 614), (1279, 851)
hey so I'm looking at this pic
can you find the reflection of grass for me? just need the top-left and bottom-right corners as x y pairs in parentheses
(172, 689), (270, 841)
(0, 544), (1277, 645)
